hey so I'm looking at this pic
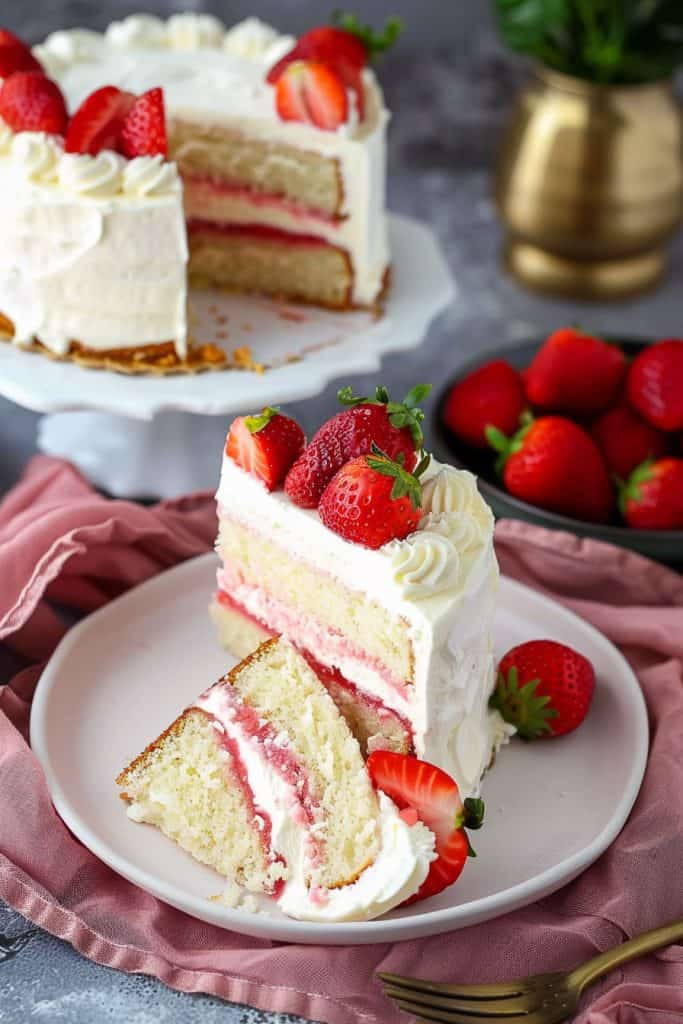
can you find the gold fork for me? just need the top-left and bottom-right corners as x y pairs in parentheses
(379, 918), (683, 1023)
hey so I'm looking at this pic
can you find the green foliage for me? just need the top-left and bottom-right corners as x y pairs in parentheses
(494, 0), (683, 83)
(332, 12), (403, 59)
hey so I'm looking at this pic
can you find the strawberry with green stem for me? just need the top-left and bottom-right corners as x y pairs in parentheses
(285, 383), (430, 508)
(226, 406), (305, 490)
(319, 443), (430, 548)
(367, 750), (485, 904)
(491, 640), (595, 739)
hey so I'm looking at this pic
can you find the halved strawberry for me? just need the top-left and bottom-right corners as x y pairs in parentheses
(0, 28), (43, 78)
(225, 406), (305, 490)
(64, 85), (135, 155)
(367, 751), (485, 905)
(275, 60), (348, 131)
(119, 87), (167, 158)
(0, 70), (67, 134)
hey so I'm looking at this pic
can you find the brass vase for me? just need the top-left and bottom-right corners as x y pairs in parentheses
(495, 66), (683, 299)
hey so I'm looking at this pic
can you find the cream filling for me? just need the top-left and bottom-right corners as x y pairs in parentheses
(195, 685), (434, 921)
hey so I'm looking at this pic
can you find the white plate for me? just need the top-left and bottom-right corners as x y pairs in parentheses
(30, 554), (648, 945)
(0, 214), (454, 421)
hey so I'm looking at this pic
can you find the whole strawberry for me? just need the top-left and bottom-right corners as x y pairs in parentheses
(226, 406), (305, 491)
(627, 339), (683, 432)
(319, 445), (429, 549)
(619, 458), (683, 530)
(367, 750), (484, 905)
(487, 415), (614, 523)
(442, 359), (526, 448)
(591, 403), (668, 481)
(491, 640), (595, 739)
(525, 327), (626, 418)
(285, 383), (430, 508)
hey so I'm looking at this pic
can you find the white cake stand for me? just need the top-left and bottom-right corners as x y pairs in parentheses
(0, 215), (454, 497)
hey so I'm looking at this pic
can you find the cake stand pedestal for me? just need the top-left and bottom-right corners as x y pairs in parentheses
(1, 216), (455, 498)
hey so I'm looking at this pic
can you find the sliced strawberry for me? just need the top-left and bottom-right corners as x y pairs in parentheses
(0, 71), (67, 134)
(318, 446), (429, 548)
(275, 60), (348, 131)
(64, 85), (135, 155)
(298, 27), (368, 69)
(225, 407), (305, 490)
(0, 28), (43, 78)
(367, 750), (485, 905)
(119, 87), (167, 158)
(268, 37), (365, 121)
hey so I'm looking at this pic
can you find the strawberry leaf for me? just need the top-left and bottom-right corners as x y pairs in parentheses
(331, 11), (403, 59)
(618, 458), (655, 518)
(367, 443), (425, 510)
(463, 797), (485, 830)
(489, 666), (559, 740)
(245, 406), (280, 433)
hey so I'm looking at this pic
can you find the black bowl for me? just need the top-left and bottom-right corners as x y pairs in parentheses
(433, 338), (683, 569)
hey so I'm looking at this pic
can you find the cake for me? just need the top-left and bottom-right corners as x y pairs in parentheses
(117, 637), (437, 922)
(210, 386), (513, 799)
(0, 14), (392, 371)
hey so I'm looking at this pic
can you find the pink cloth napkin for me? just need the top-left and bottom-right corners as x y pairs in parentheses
(1, 455), (682, 1024)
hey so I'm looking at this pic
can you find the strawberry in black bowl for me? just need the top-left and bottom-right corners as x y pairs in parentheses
(435, 329), (683, 568)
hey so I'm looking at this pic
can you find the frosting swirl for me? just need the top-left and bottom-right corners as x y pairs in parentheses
(222, 18), (291, 62)
(39, 29), (103, 65)
(122, 156), (180, 196)
(105, 15), (167, 49)
(11, 132), (61, 184)
(58, 151), (124, 198)
(166, 13), (224, 50)
(386, 531), (460, 599)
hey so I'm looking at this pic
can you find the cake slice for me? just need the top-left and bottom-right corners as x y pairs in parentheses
(117, 637), (435, 921)
(210, 389), (514, 799)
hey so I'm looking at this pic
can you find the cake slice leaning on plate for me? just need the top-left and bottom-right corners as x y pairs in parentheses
(117, 637), (436, 922)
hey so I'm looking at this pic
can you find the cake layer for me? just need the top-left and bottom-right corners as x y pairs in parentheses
(210, 592), (413, 755)
(216, 512), (414, 688)
(188, 225), (353, 308)
(41, 17), (391, 308)
(117, 707), (283, 893)
(171, 123), (343, 216)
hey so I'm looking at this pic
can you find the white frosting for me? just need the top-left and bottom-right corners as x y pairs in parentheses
(0, 141), (188, 356)
(0, 120), (12, 155)
(105, 15), (167, 49)
(40, 18), (389, 307)
(58, 150), (125, 197)
(11, 132), (61, 184)
(195, 681), (434, 921)
(166, 13), (225, 50)
(122, 155), (181, 196)
(216, 455), (506, 796)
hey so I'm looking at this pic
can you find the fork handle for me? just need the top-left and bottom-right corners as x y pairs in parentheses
(570, 918), (683, 992)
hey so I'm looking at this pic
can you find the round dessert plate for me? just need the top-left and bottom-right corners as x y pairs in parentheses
(31, 553), (648, 944)
(0, 214), (451, 418)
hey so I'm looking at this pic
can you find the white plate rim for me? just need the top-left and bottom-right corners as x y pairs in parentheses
(30, 554), (649, 945)
(0, 214), (455, 421)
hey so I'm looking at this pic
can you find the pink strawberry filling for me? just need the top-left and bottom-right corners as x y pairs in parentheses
(215, 586), (414, 751)
(210, 723), (285, 898)
(187, 218), (334, 249)
(199, 681), (326, 873)
(183, 174), (341, 226)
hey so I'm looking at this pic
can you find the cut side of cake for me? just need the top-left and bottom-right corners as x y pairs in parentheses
(117, 637), (436, 921)
(210, 387), (514, 800)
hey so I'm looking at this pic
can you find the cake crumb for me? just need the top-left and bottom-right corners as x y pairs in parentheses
(278, 308), (306, 323)
(231, 346), (265, 373)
